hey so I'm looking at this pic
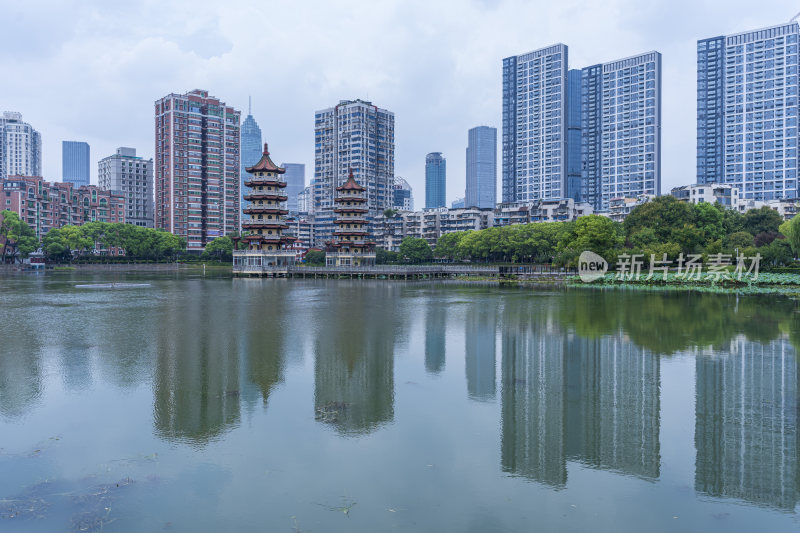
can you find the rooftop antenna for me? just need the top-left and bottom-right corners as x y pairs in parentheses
(248, 95), (252, 116)
(792, 10), (800, 22)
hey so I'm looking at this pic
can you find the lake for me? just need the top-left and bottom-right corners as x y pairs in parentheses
(0, 272), (798, 532)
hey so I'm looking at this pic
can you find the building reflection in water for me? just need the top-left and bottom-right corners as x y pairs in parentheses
(465, 303), (497, 402)
(501, 303), (661, 487)
(501, 315), (568, 487)
(0, 318), (43, 419)
(424, 299), (447, 374)
(695, 336), (799, 511)
(313, 283), (400, 437)
(153, 282), (246, 445)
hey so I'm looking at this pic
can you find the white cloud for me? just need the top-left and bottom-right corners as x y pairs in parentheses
(2, 0), (798, 203)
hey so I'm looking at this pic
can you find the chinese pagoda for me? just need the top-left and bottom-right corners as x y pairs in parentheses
(326, 169), (376, 266)
(232, 143), (296, 275)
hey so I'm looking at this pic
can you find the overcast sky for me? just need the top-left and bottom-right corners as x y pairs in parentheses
(3, 0), (799, 205)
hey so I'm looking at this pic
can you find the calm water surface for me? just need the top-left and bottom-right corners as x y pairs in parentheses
(0, 273), (798, 532)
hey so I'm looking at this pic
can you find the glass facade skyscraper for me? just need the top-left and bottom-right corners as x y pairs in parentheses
(281, 163), (305, 214)
(240, 109), (262, 219)
(465, 126), (497, 208)
(503, 45), (662, 210)
(62, 141), (90, 187)
(425, 152), (446, 208)
(697, 23), (799, 201)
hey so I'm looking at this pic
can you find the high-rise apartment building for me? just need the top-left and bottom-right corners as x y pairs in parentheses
(466, 126), (497, 208)
(503, 44), (568, 204)
(425, 152), (446, 208)
(62, 141), (90, 187)
(98, 147), (154, 227)
(697, 22), (799, 201)
(313, 99), (395, 217)
(503, 45), (662, 211)
(0, 112), (41, 180)
(282, 163), (305, 214)
(154, 89), (241, 250)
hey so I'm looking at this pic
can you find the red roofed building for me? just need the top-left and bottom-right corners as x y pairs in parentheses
(233, 143), (296, 275)
(325, 169), (376, 266)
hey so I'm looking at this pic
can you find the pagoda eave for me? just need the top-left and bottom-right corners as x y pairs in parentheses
(243, 195), (289, 202)
(243, 180), (288, 188)
(244, 208), (290, 216)
(242, 223), (289, 230)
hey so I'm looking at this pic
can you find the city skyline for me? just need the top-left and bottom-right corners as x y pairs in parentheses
(6, 1), (799, 206)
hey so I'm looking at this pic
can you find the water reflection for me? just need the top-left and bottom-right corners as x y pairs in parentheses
(0, 317), (43, 418)
(565, 336), (660, 480)
(501, 311), (568, 487)
(501, 299), (661, 487)
(153, 281), (243, 445)
(313, 283), (400, 436)
(560, 291), (799, 355)
(695, 337), (799, 511)
(424, 300), (447, 374)
(465, 303), (497, 402)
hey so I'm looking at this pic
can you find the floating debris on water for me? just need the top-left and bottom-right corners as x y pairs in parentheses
(74, 283), (151, 289)
(315, 402), (349, 424)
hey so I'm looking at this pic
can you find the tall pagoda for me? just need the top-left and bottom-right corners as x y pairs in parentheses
(326, 169), (376, 266)
(233, 143), (296, 275)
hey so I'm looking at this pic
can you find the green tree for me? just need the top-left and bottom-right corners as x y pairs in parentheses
(399, 236), (433, 264)
(557, 215), (624, 265)
(743, 206), (783, 235)
(202, 236), (234, 261)
(724, 231), (755, 253)
(435, 232), (465, 260)
(693, 202), (725, 242)
(376, 248), (399, 264)
(779, 216), (800, 258)
(624, 196), (693, 243)
(0, 210), (38, 263)
(304, 250), (325, 265)
(42, 227), (72, 262)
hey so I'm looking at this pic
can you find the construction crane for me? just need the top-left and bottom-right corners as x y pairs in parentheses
(792, 10), (800, 22)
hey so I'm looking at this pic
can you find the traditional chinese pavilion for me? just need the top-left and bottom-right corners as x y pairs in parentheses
(326, 169), (376, 267)
(232, 143), (296, 275)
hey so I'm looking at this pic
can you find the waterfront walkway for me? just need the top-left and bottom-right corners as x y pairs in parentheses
(233, 264), (576, 280)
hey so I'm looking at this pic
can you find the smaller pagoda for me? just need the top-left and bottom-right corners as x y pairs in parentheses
(326, 169), (376, 267)
(233, 143), (296, 276)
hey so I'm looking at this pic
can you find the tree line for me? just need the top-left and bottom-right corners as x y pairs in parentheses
(432, 198), (800, 267)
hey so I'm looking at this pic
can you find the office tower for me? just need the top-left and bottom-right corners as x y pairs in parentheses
(566, 70), (583, 202)
(154, 89), (241, 250)
(465, 126), (497, 208)
(0, 112), (41, 179)
(425, 152), (446, 208)
(282, 163), (305, 214)
(451, 197), (465, 209)
(313, 99), (395, 217)
(392, 176), (414, 210)
(697, 22), (799, 200)
(503, 45), (662, 210)
(62, 141), (90, 187)
(98, 147), (155, 227)
(240, 98), (262, 222)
